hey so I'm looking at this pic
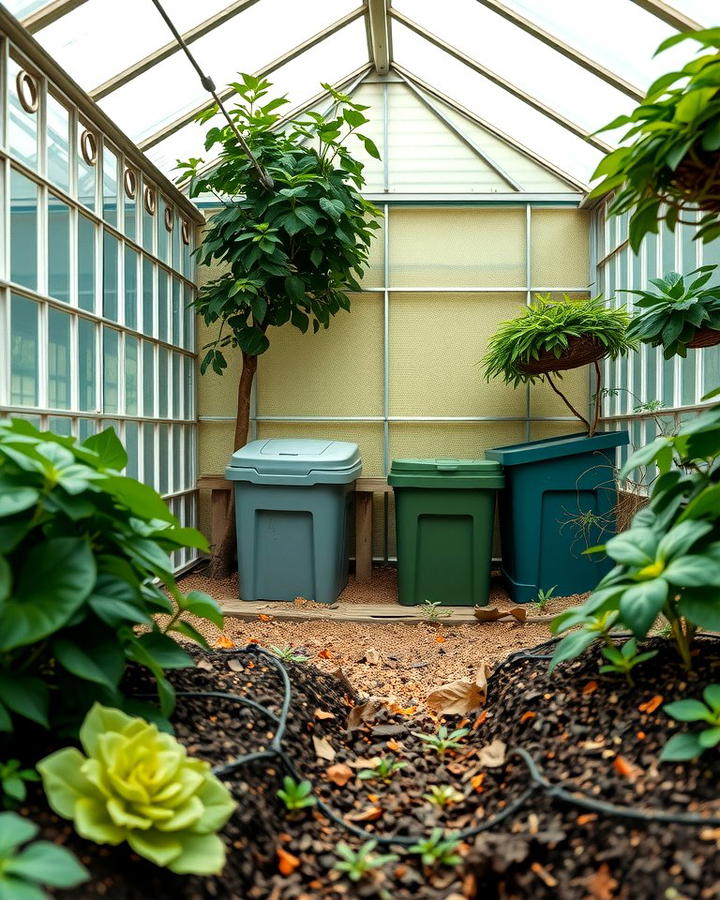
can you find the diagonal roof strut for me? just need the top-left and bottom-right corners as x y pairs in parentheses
(365, 0), (392, 74)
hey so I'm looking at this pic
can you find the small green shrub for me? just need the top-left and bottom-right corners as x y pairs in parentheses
(356, 757), (407, 784)
(38, 703), (236, 875)
(420, 599), (453, 622)
(408, 828), (462, 868)
(0, 760), (40, 809)
(662, 685), (720, 761)
(276, 776), (316, 811)
(412, 725), (470, 757)
(624, 267), (720, 358)
(422, 784), (465, 807)
(0, 419), (222, 732)
(534, 585), (557, 611)
(599, 638), (658, 686)
(332, 840), (399, 882)
(0, 811), (89, 897)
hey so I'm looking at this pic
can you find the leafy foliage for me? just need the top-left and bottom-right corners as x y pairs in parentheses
(177, 73), (380, 375)
(268, 645), (309, 663)
(332, 840), (399, 882)
(420, 599), (453, 622)
(551, 388), (720, 672)
(482, 294), (634, 388)
(0, 419), (222, 732)
(534, 585), (557, 611)
(624, 266), (720, 358)
(589, 29), (720, 248)
(422, 784), (465, 807)
(408, 828), (462, 868)
(411, 725), (470, 756)
(38, 704), (236, 875)
(356, 757), (407, 784)
(0, 760), (40, 809)
(661, 685), (720, 760)
(599, 638), (658, 686)
(276, 776), (316, 811)
(0, 811), (89, 898)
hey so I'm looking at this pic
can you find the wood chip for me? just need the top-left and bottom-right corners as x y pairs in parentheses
(312, 735), (336, 761)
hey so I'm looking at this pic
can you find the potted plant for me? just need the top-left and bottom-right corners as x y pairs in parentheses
(589, 28), (720, 249)
(481, 294), (636, 603)
(624, 265), (720, 356)
(177, 74), (381, 577)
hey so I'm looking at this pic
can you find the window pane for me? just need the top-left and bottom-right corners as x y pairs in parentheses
(48, 416), (72, 436)
(143, 424), (156, 490)
(77, 128), (96, 211)
(158, 347), (169, 418)
(103, 145), (118, 227)
(142, 342), (155, 416)
(46, 93), (71, 193)
(103, 231), (119, 320)
(158, 424), (169, 494)
(125, 421), (139, 479)
(11, 295), (39, 406)
(10, 169), (38, 291)
(172, 353), (181, 419)
(48, 195), (71, 302)
(184, 284), (194, 351)
(102, 327), (119, 413)
(184, 355), (194, 419)
(142, 180), (154, 253)
(8, 58), (38, 169)
(171, 212), (180, 272)
(124, 246), (138, 329)
(171, 278), (181, 346)
(78, 318), (97, 412)
(158, 270), (169, 343)
(78, 417), (95, 441)
(172, 425), (182, 492)
(157, 196), (168, 263)
(48, 307), (71, 409)
(142, 258), (155, 335)
(125, 335), (138, 415)
(124, 170), (137, 242)
(78, 213), (97, 312)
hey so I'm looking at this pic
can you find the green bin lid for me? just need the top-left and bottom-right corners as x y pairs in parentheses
(390, 458), (502, 475)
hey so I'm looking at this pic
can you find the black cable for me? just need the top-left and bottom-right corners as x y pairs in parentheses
(148, 0), (274, 190)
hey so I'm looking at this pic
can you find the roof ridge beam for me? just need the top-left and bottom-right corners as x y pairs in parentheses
(475, 0), (644, 101)
(392, 10), (612, 155)
(21, 0), (89, 33)
(628, 0), (703, 32)
(138, 6), (365, 152)
(365, 0), (392, 74)
(90, 0), (263, 101)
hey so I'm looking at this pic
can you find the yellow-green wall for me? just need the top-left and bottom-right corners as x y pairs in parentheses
(197, 205), (590, 553)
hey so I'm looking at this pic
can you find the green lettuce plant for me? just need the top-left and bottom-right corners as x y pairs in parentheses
(624, 266), (720, 358)
(589, 28), (720, 248)
(38, 704), (236, 875)
(0, 811), (89, 898)
(551, 387), (720, 672)
(661, 685), (720, 760)
(0, 760), (40, 809)
(0, 419), (222, 732)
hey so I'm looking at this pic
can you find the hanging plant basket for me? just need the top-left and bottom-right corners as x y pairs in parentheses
(687, 326), (720, 349)
(517, 335), (608, 375)
(660, 148), (720, 214)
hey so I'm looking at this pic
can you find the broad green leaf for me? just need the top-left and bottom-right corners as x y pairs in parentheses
(103, 475), (175, 523)
(169, 620), (210, 649)
(605, 528), (658, 567)
(0, 812), (37, 855)
(136, 631), (194, 669)
(0, 538), (96, 651)
(6, 842), (89, 888)
(81, 427), (128, 471)
(664, 554), (720, 587)
(659, 731), (703, 761)
(657, 520), (713, 561)
(678, 484), (720, 522)
(180, 590), (224, 628)
(677, 588), (720, 630)
(618, 578), (668, 636)
(0, 675), (49, 728)
(0, 483), (40, 518)
(548, 629), (597, 672)
(0, 556), (10, 603)
(703, 684), (720, 711)
(663, 698), (712, 722)
(88, 575), (151, 627)
(53, 638), (124, 691)
(698, 726), (720, 748)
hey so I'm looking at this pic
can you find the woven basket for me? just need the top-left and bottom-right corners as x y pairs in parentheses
(687, 326), (720, 349)
(664, 149), (720, 213)
(517, 336), (608, 375)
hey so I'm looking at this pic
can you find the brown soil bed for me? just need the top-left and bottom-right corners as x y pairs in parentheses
(19, 637), (720, 899)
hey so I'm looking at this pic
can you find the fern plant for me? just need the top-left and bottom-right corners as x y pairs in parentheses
(482, 294), (635, 436)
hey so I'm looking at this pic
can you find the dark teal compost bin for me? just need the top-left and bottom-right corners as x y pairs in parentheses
(485, 430), (629, 604)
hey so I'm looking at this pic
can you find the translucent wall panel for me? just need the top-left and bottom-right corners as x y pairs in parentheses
(77, 213), (96, 312)
(8, 57), (38, 169)
(10, 169), (38, 290)
(47, 93), (70, 192)
(10, 295), (39, 406)
(531, 209), (590, 286)
(48, 307), (71, 409)
(48, 196), (71, 302)
(390, 422), (526, 460)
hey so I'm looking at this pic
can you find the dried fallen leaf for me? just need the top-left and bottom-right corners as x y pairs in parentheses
(347, 805), (382, 822)
(215, 635), (235, 649)
(426, 675), (487, 716)
(317, 648), (332, 659)
(435, 635), (446, 643)
(386, 738), (403, 752)
(473, 607), (503, 622)
(519, 711), (536, 723)
(277, 847), (300, 876)
(584, 862), (618, 900)
(227, 659), (243, 672)
(314, 709), (335, 720)
(196, 659), (214, 671)
(258, 614), (272, 621)
(613, 755), (642, 780)
(367, 792), (380, 803)
(638, 694), (663, 714)
(507, 606), (527, 623)
(477, 739), (507, 768)
(583, 681), (599, 695)
(470, 773), (486, 792)
(312, 735), (336, 762)
(347, 699), (384, 730)
(325, 763), (353, 787)
(388, 702), (416, 716)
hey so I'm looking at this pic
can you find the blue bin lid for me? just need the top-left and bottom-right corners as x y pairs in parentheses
(226, 439), (362, 484)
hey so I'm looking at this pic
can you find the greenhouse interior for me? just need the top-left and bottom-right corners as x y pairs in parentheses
(1, 0), (720, 896)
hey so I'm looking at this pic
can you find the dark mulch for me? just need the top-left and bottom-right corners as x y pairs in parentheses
(12, 637), (720, 899)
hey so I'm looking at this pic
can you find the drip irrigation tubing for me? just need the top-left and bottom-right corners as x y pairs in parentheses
(158, 638), (720, 848)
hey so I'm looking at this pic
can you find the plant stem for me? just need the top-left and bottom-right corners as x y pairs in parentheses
(665, 605), (693, 670)
(545, 372), (592, 431)
(590, 359), (603, 438)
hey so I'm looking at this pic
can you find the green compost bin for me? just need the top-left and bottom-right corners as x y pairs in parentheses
(485, 430), (629, 604)
(388, 458), (504, 607)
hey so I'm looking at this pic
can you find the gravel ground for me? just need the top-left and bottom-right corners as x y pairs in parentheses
(174, 566), (584, 708)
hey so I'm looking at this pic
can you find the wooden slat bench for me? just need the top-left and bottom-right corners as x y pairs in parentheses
(197, 474), (392, 584)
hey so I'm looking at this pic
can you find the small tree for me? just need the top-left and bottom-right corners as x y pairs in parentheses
(178, 74), (380, 577)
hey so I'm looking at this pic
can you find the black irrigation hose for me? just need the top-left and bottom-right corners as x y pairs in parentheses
(154, 639), (720, 851)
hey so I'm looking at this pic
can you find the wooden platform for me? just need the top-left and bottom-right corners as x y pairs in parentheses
(219, 599), (480, 625)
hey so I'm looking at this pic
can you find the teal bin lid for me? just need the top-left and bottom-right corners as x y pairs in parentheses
(226, 439), (362, 485)
(485, 430), (628, 466)
(388, 458), (503, 489)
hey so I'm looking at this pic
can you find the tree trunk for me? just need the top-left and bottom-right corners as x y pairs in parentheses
(208, 351), (258, 580)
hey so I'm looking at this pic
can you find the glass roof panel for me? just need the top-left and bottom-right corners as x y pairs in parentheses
(666, 0), (716, 22)
(99, 0), (359, 143)
(8, 0), (49, 19)
(144, 18), (367, 178)
(393, 0), (635, 138)
(393, 22), (602, 185)
(493, 0), (699, 89)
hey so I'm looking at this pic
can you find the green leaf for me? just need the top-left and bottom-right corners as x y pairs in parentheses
(678, 484), (720, 522)
(703, 684), (720, 711)
(82, 427), (128, 471)
(604, 528), (658, 567)
(660, 732), (704, 761)
(0, 556), (10, 604)
(664, 554), (720, 587)
(0, 812), (37, 855)
(169, 620), (210, 649)
(677, 588), (720, 630)
(136, 632), (194, 669)
(53, 638), (124, 691)
(621, 437), (672, 477)
(548, 629), (597, 672)
(181, 591), (224, 628)
(657, 520), (713, 562)
(0, 675), (49, 728)
(6, 842), (89, 888)
(663, 698), (711, 722)
(88, 575), (152, 627)
(618, 578), (668, 636)
(0, 538), (96, 651)
(698, 726), (720, 748)
(0, 482), (40, 518)
(103, 475), (175, 523)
